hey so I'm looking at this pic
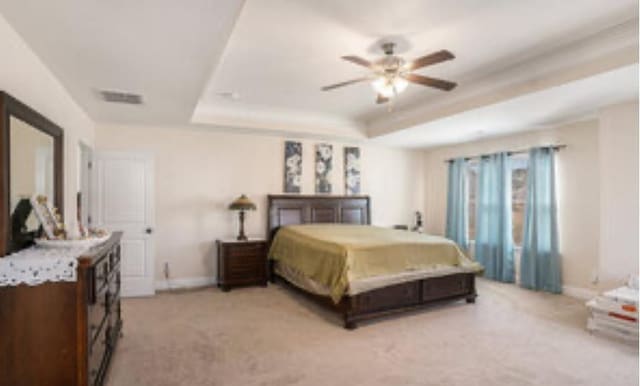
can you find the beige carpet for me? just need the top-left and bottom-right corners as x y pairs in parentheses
(105, 279), (638, 386)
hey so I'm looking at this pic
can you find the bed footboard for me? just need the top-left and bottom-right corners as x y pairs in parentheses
(343, 273), (476, 329)
(270, 262), (477, 330)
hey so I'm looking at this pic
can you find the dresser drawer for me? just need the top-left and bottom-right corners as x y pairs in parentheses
(109, 246), (121, 268)
(89, 324), (110, 386)
(88, 287), (110, 345)
(93, 258), (110, 293)
(108, 269), (120, 297)
(110, 299), (122, 335)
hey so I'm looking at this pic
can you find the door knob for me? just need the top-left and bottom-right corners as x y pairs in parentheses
(145, 227), (153, 234)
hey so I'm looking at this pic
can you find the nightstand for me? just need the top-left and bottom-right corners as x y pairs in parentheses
(216, 239), (268, 291)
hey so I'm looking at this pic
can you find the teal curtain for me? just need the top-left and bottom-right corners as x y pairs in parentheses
(520, 147), (561, 293)
(474, 152), (514, 282)
(445, 158), (468, 250)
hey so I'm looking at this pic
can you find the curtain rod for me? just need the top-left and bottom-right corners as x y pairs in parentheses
(444, 144), (567, 163)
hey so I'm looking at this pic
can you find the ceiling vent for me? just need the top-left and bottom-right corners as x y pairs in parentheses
(99, 90), (143, 105)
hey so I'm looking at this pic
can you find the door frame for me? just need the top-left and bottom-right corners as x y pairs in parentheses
(78, 141), (93, 230)
(92, 150), (155, 297)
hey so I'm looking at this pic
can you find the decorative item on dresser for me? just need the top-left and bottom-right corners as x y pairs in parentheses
(216, 239), (268, 291)
(0, 232), (123, 386)
(228, 194), (257, 241)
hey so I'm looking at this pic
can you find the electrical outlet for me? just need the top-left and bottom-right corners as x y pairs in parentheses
(164, 262), (170, 280)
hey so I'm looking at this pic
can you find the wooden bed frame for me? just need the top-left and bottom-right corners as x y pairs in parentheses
(267, 194), (477, 329)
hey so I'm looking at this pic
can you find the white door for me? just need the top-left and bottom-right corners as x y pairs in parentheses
(93, 152), (155, 297)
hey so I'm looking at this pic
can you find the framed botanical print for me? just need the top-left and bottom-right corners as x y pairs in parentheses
(315, 143), (333, 193)
(344, 147), (361, 195)
(284, 141), (302, 193)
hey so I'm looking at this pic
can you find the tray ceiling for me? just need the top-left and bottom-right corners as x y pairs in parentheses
(0, 0), (637, 145)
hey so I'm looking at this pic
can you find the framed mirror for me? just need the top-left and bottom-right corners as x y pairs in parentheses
(0, 91), (64, 256)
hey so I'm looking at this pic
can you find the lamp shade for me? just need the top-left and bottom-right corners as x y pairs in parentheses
(228, 194), (256, 211)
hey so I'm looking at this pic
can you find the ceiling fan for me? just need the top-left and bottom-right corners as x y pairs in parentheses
(321, 42), (457, 104)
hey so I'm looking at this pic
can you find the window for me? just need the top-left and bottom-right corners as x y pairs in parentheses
(511, 156), (528, 246)
(467, 156), (528, 246)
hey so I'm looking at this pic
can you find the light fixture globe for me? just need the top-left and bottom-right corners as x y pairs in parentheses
(371, 76), (408, 98)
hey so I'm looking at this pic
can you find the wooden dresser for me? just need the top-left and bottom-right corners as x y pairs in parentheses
(0, 232), (123, 386)
(216, 239), (268, 291)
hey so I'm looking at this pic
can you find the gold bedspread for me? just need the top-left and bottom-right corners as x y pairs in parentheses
(268, 224), (483, 303)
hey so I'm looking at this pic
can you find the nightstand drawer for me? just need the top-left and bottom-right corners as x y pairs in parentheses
(217, 239), (268, 291)
(225, 255), (266, 280)
(224, 243), (265, 257)
(227, 253), (262, 269)
(226, 267), (263, 282)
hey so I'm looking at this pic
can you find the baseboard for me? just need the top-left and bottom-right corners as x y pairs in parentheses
(563, 285), (598, 300)
(155, 276), (216, 291)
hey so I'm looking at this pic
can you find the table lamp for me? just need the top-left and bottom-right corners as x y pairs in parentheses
(228, 194), (256, 241)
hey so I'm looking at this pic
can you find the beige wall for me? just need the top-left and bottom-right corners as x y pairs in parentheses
(97, 101), (637, 293)
(96, 124), (424, 283)
(0, 13), (94, 226)
(597, 102), (639, 288)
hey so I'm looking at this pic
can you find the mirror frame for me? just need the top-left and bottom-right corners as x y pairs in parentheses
(0, 91), (64, 256)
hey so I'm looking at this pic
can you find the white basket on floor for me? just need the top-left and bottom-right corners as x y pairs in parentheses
(586, 290), (638, 342)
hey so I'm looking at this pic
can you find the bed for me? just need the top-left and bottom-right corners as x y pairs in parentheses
(267, 194), (482, 329)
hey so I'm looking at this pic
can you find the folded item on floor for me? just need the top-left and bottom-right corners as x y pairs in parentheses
(586, 282), (638, 342)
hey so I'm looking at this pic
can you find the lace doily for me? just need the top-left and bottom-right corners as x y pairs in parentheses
(0, 246), (89, 287)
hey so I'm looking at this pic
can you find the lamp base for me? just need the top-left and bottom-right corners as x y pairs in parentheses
(236, 210), (248, 241)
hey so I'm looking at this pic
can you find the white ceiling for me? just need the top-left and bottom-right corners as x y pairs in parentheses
(371, 64), (639, 148)
(0, 0), (245, 125)
(0, 0), (637, 145)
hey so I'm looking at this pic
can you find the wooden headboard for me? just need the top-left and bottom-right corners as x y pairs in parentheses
(267, 195), (370, 241)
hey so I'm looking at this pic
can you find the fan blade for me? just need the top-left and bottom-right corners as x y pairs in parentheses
(406, 50), (455, 70)
(376, 94), (389, 104)
(341, 55), (373, 68)
(321, 77), (370, 91)
(402, 73), (457, 91)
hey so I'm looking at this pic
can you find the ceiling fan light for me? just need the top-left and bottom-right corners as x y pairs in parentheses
(371, 76), (408, 98)
(393, 77), (409, 93)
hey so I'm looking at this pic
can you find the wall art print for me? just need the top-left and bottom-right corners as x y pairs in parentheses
(344, 147), (361, 195)
(284, 141), (302, 193)
(315, 143), (333, 193)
